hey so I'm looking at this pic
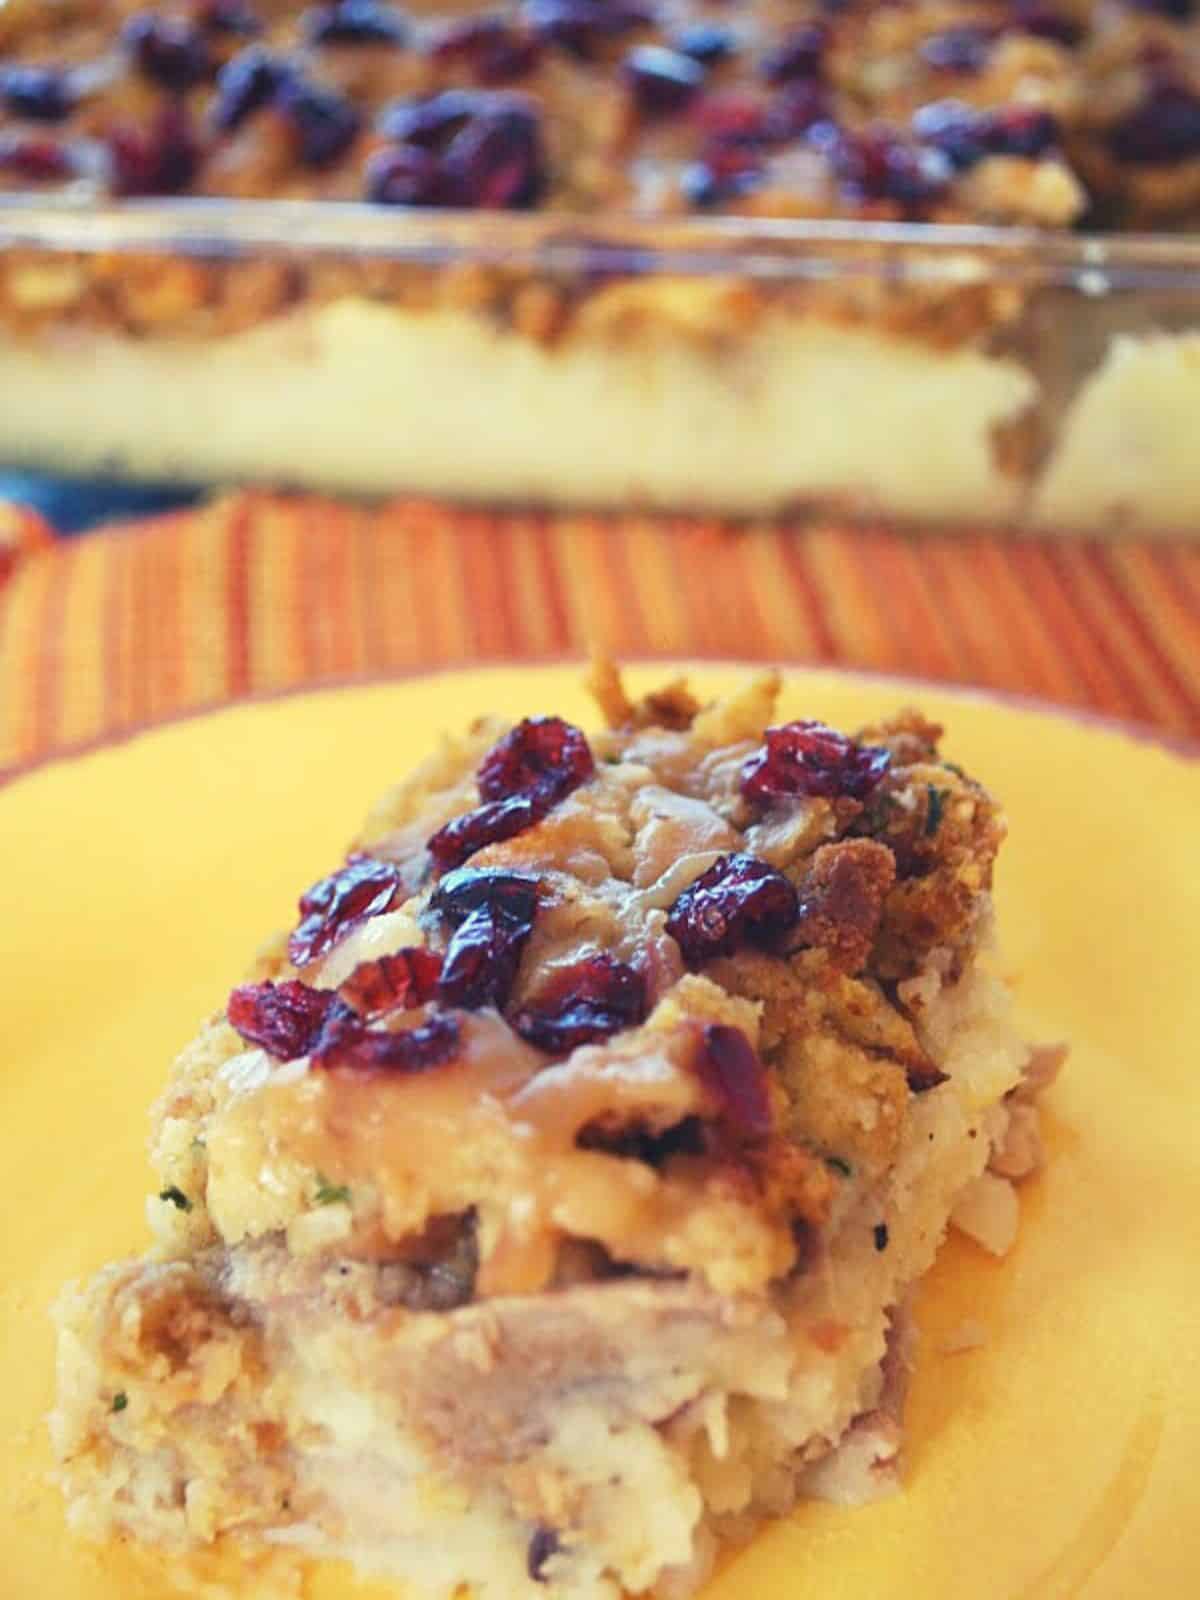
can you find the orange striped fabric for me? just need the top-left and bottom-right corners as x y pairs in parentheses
(1, 490), (1198, 778)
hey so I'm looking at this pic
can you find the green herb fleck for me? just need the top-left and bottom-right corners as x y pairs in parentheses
(314, 1175), (352, 1207)
(111, 1391), (128, 1414)
(158, 1185), (192, 1212)
(860, 790), (897, 835)
(942, 761), (966, 779)
(603, 754), (622, 766)
(925, 786), (948, 837)
(824, 1155), (853, 1178)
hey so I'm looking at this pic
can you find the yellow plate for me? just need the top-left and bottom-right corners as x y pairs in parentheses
(3, 664), (1199, 1600)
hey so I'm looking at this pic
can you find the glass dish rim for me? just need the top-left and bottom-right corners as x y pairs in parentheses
(2, 195), (1200, 292)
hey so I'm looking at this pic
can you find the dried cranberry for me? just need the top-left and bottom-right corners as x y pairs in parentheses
(764, 78), (832, 139)
(681, 149), (762, 206)
(1008, 2), (1082, 45)
(430, 15), (542, 84)
(305, 0), (411, 47)
(123, 12), (212, 90)
(693, 91), (773, 146)
(432, 866), (541, 924)
(428, 794), (543, 871)
(523, 0), (651, 59)
(443, 102), (545, 207)
(673, 23), (737, 65)
(911, 99), (989, 169)
(211, 46), (291, 132)
(2, 67), (74, 123)
(228, 976), (461, 1073)
(478, 716), (594, 805)
(379, 89), (481, 147)
(527, 1526), (561, 1584)
(512, 954), (646, 1053)
(277, 77), (362, 165)
(316, 1011), (462, 1073)
(985, 105), (1059, 159)
(194, 0), (263, 36)
(692, 1024), (772, 1139)
(624, 45), (705, 116)
(365, 142), (446, 204)
(741, 721), (891, 804)
(0, 135), (74, 181)
(430, 718), (593, 870)
(338, 947), (444, 1016)
(919, 25), (995, 75)
(289, 857), (403, 968)
(817, 121), (950, 207)
(1109, 81), (1200, 164)
(107, 102), (200, 195)
(228, 979), (338, 1059)
(432, 869), (541, 1011)
(666, 853), (799, 967)
(760, 24), (826, 84)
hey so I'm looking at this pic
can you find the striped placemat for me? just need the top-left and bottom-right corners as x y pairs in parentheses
(1, 490), (1197, 778)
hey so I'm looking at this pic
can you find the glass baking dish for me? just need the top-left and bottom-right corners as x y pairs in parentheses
(2, 196), (1198, 536)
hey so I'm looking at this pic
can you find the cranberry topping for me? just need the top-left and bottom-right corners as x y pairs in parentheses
(430, 717), (593, 870)
(673, 23), (737, 65)
(741, 720), (891, 804)
(443, 101), (546, 207)
(760, 24), (826, 84)
(432, 868), (540, 1011)
(765, 78), (833, 139)
(913, 99), (1059, 168)
(431, 865), (541, 922)
(289, 857), (403, 968)
(305, 0), (411, 48)
(919, 25), (995, 75)
(229, 978), (461, 1072)
(276, 77), (362, 166)
(523, 0), (651, 60)
(512, 953), (647, 1053)
(194, 0), (263, 37)
(123, 12), (212, 91)
(430, 16), (542, 84)
(1009, 2), (1082, 46)
(338, 947), (443, 1016)
(527, 1526), (561, 1584)
(107, 103), (200, 195)
(478, 716), (595, 805)
(623, 45), (706, 116)
(815, 121), (950, 208)
(666, 852), (799, 967)
(0, 135), (75, 181)
(365, 141), (447, 204)
(228, 979), (338, 1059)
(2, 67), (74, 123)
(985, 105), (1060, 159)
(318, 1010), (462, 1073)
(681, 147), (762, 206)
(380, 89), (482, 147)
(1109, 80), (1200, 165)
(692, 90), (773, 146)
(211, 46), (292, 132)
(692, 1023), (772, 1139)
(428, 794), (543, 869)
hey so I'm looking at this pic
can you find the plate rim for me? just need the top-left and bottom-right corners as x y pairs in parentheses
(2, 653), (1197, 794)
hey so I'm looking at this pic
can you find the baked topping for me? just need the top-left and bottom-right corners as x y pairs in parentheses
(1, 0), (1197, 225)
(166, 670), (1006, 1304)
